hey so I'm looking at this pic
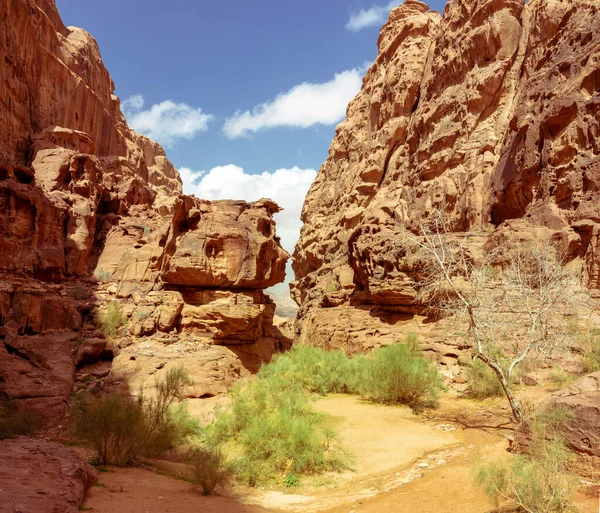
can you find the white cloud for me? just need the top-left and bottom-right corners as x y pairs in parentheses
(121, 95), (213, 147)
(346, 1), (399, 32)
(179, 164), (316, 256)
(223, 68), (363, 138)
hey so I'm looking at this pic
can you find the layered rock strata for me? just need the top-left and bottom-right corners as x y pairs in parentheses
(0, 0), (289, 424)
(292, 0), (600, 377)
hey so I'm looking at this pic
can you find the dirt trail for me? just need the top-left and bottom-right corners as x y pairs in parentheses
(83, 393), (600, 513)
(241, 395), (497, 512)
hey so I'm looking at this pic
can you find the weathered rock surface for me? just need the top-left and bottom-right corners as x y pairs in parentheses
(515, 372), (600, 458)
(0, 438), (96, 513)
(0, 0), (289, 425)
(292, 0), (600, 370)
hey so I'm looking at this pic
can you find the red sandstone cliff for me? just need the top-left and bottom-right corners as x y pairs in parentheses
(292, 0), (600, 374)
(0, 0), (289, 424)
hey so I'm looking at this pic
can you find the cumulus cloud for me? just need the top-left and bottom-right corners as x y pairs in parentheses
(179, 164), (316, 255)
(346, 1), (399, 32)
(122, 94), (213, 147)
(223, 68), (363, 138)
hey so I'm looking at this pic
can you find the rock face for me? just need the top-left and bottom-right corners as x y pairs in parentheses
(292, 0), (600, 367)
(0, 0), (289, 424)
(514, 372), (600, 458)
(0, 438), (97, 513)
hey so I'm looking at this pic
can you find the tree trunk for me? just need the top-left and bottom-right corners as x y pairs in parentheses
(497, 373), (523, 424)
(479, 356), (524, 424)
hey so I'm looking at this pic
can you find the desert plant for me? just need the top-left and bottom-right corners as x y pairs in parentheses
(258, 344), (361, 395)
(537, 405), (576, 436)
(403, 213), (588, 422)
(583, 337), (600, 373)
(0, 401), (37, 439)
(475, 430), (577, 513)
(467, 358), (504, 399)
(75, 367), (193, 465)
(258, 336), (440, 410)
(188, 446), (232, 495)
(206, 378), (347, 486)
(71, 284), (90, 300)
(357, 339), (442, 409)
(547, 368), (573, 388)
(93, 267), (114, 283)
(96, 301), (126, 338)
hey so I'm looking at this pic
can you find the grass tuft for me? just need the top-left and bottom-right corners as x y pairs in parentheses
(96, 301), (126, 339)
(188, 446), (232, 495)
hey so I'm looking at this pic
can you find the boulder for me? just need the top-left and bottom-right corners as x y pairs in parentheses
(0, 438), (96, 513)
(514, 372), (600, 458)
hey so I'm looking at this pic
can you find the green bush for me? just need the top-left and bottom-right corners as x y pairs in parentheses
(96, 301), (126, 338)
(547, 368), (574, 388)
(75, 367), (195, 465)
(476, 420), (578, 513)
(258, 334), (441, 410)
(357, 339), (442, 409)
(467, 359), (504, 399)
(257, 344), (362, 395)
(0, 401), (37, 440)
(476, 439), (577, 512)
(206, 378), (347, 486)
(188, 446), (232, 495)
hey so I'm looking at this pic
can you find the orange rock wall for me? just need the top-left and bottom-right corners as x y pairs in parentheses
(0, 0), (289, 423)
(293, 0), (600, 356)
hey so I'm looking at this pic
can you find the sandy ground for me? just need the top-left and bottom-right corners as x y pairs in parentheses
(83, 467), (275, 513)
(83, 392), (600, 513)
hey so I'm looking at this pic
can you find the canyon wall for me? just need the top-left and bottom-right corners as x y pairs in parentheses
(292, 0), (600, 376)
(0, 0), (289, 423)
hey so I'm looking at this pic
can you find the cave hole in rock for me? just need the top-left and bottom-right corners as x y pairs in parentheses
(257, 219), (272, 237)
(13, 167), (34, 185)
(206, 239), (223, 259)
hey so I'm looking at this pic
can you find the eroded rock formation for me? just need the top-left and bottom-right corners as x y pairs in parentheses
(292, 0), (600, 377)
(0, 0), (289, 424)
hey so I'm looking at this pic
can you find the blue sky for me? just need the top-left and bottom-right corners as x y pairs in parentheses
(55, 0), (447, 290)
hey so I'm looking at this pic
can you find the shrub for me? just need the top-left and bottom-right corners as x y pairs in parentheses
(188, 446), (232, 495)
(71, 284), (90, 300)
(584, 337), (600, 373)
(537, 405), (575, 436)
(75, 394), (143, 465)
(0, 401), (37, 440)
(475, 420), (578, 513)
(467, 358), (504, 399)
(357, 339), (442, 409)
(258, 334), (441, 411)
(75, 367), (193, 465)
(257, 344), (361, 395)
(94, 268), (114, 283)
(96, 301), (126, 338)
(547, 368), (573, 387)
(206, 378), (347, 486)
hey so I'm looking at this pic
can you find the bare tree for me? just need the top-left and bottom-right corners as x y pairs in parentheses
(402, 215), (585, 423)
